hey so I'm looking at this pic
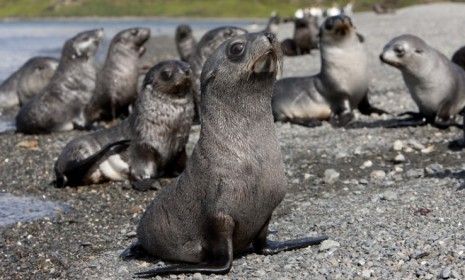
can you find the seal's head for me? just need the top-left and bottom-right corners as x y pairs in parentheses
(319, 15), (359, 45)
(64, 28), (104, 60)
(175, 24), (193, 41)
(17, 57), (59, 104)
(295, 18), (310, 29)
(114, 27), (151, 51)
(143, 60), (192, 97)
(201, 32), (282, 102)
(380, 34), (427, 71)
(196, 26), (248, 60)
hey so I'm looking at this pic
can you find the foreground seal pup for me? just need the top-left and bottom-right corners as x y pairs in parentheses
(54, 60), (194, 188)
(188, 26), (247, 120)
(16, 29), (103, 134)
(0, 57), (58, 109)
(175, 24), (197, 62)
(86, 27), (151, 123)
(121, 32), (327, 277)
(380, 34), (465, 128)
(273, 15), (383, 127)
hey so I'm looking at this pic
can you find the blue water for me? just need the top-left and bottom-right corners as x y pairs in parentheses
(0, 18), (259, 132)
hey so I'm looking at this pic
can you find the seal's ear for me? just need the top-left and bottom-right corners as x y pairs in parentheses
(356, 33), (365, 43)
(200, 69), (216, 94)
(415, 49), (423, 54)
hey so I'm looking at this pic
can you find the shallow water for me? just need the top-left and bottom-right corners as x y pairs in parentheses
(0, 193), (68, 229)
(0, 18), (256, 132)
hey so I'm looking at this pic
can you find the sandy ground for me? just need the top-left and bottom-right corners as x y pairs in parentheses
(1, 3), (465, 279)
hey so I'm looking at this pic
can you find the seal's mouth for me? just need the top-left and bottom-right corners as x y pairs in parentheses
(334, 21), (351, 36)
(380, 53), (402, 68)
(251, 50), (278, 74)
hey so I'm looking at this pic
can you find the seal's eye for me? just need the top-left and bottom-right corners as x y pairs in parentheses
(131, 29), (138, 36)
(229, 42), (245, 57)
(160, 69), (173, 81)
(81, 36), (90, 41)
(37, 65), (45, 71)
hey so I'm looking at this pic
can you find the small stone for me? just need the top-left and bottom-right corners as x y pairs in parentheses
(424, 163), (444, 175)
(336, 151), (348, 159)
(421, 145), (434, 154)
(393, 154), (406, 163)
(360, 160), (373, 169)
(319, 239), (340, 251)
(408, 139), (426, 150)
(394, 166), (403, 173)
(324, 169), (340, 184)
(440, 267), (451, 279)
(126, 231), (137, 238)
(370, 170), (386, 180)
(354, 146), (363, 155)
(380, 190), (398, 201)
(291, 178), (299, 184)
(361, 269), (372, 278)
(393, 140), (403, 151)
(406, 169), (424, 178)
(304, 173), (311, 180)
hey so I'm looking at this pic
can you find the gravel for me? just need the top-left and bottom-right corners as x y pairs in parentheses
(1, 3), (465, 279)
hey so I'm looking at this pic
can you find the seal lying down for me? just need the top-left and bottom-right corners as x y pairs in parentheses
(121, 32), (327, 277)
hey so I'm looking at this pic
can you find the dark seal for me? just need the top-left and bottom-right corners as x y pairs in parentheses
(175, 24), (197, 62)
(121, 32), (327, 277)
(16, 29), (103, 134)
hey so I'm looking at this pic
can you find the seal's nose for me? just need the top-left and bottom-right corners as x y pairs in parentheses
(264, 32), (275, 43)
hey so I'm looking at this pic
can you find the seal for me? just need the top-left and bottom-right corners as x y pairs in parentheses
(0, 57), (58, 109)
(281, 17), (319, 56)
(452, 46), (465, 72)
(85, 27), (151, 123)
(264, 12), (280, 35)
(380, 34), (465, 136)
(120, 32), (327, 277)
(175, 24), (197, 62)
(273, 15), (383, 127)
(16, 29), (103, 134)
(54, 60), (194, 188)
(17, 57), (59, 106)
(188, 26), (247, 120)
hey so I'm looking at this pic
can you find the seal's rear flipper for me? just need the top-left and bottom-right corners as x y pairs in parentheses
(55, 139), (130, 188)
(120, 241), (148, 261)
(135, 213), (234, 277)
(358, 95), (388, 115)
(255, 236), (328, 255)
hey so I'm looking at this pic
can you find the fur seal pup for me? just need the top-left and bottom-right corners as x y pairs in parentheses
(0, 57), (58, 109)
(273, 15), (383, 127)
(264, 12), (280, 35)
(121, 32), (327, 277)
(175, 24), (197, 62)
(85, 27), (151, 123)
(16, 29), (103, 134)
(281, 17), (319, 56)
(380, 34), (465, 128)
(54, 60), (194, 188)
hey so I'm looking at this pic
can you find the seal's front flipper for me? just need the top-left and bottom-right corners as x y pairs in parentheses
(385, 117), (427, 128)
(120, 241), (148, 261)
(131, 179), (161, 192)
(135, 213), (234, 277)
(358, 95), (388, 115)
(397, 111), (422, 118)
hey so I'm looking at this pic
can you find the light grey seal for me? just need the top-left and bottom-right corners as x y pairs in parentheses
(85, 27), (151, 123)
(188, 26), (248, 120)
(175, 24), (197, 62)
(380, 34), (465, 126)
(54, 60), (194, 188)
(16, 29), (104, 134)
(273, 15), (384, 127)
(0, 57), (58, 109)
(121, 32), (327, 277)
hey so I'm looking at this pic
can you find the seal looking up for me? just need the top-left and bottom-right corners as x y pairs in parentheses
(54, 60), (194, 188)
(175, 24), (197, 62)
(188, 26), (247, 120)
(380, 34), (465, 128)
(85, 27), (151, 124)
(121, 32), (327, 277)
(16, 29), (103, 134)
(0, 57), (58, 109)
(273, 15), (384, 127)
